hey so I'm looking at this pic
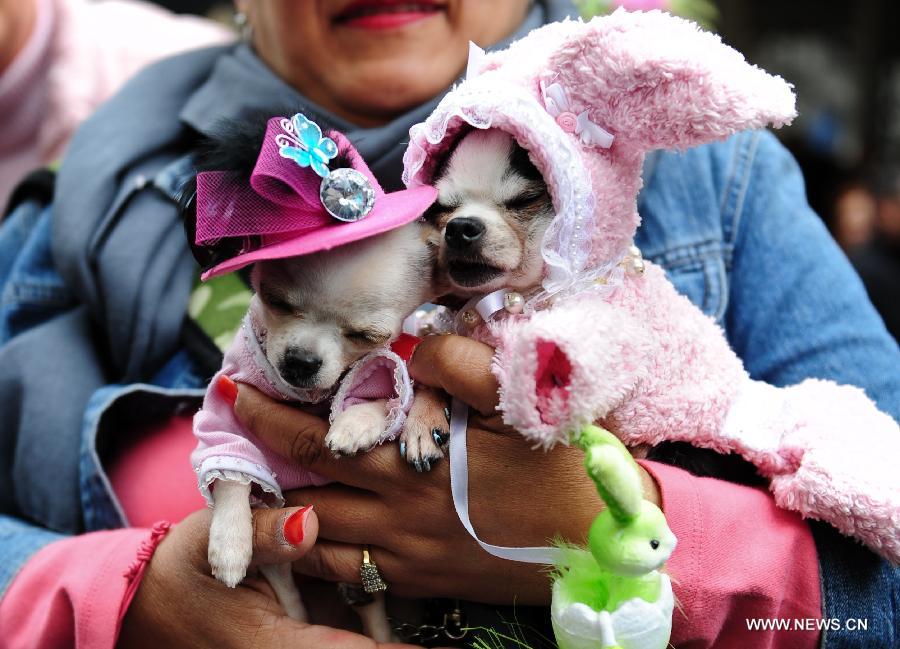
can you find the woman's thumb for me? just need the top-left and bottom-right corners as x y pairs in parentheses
(251, 505), (319, 565)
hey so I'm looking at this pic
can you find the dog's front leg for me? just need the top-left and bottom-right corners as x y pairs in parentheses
(259, 562), (308, 622)
(326, 400), (389, 456)
(400, 385), (447, 471)
(356, 592), (393, 643)
(208, 479), (253, 587)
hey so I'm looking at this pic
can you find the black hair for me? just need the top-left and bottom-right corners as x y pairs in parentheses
(647, 441), (766, 486)
(508, 140), (544, 182)
(178, 108), (351, 273)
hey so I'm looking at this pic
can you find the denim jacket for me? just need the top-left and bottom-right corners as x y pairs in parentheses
(1, 129), (898, 647)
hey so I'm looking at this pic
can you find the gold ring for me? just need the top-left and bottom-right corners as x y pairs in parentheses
(360, 546), (388, 594)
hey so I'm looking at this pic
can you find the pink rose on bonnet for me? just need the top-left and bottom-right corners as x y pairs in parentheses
(405, 10), (900, 564)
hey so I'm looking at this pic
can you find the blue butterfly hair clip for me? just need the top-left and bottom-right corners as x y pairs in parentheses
(275, 113), (338, 178)
(271, 112), (376, 222)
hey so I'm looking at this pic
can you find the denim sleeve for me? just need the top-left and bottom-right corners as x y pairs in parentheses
(725, 131), (899, 648)
(725, 131), (900, 418)
(0, 207), (70, 597)
(0, 515), (66, 597)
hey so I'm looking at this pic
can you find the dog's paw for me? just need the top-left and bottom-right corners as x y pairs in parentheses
(399, 424), (445, 472)
(208, 511), (253, 588)
(400, 387), (448, 472)
(326, 401), (388, 457)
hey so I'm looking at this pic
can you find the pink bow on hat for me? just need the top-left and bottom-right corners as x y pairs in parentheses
(540, 81), (615, 149)
(194, 113), (437, 280)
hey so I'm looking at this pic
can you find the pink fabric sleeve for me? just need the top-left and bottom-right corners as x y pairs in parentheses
(44, 0), (234, 161)
(639, 460), (822, 649)
(192, 327), (330, 506)
(0, 522), (171, 649)
(330, 348), (414, 442)
(191, 368), (285, 508)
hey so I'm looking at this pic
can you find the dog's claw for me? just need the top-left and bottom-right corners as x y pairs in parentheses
(326, 441), (353, 458)
(432, 427), (448, 446)
(402, 387), (447, 473)
(406, 452), (441, 473)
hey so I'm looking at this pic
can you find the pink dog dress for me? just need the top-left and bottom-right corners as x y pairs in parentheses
(191, 309), (414, 507)
(191, 113), (434, 507)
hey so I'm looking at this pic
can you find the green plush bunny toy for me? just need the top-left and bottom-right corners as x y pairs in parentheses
(551, 425), (677, 649)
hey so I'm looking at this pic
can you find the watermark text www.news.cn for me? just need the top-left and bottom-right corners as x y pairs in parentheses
(746, 618), (868, 632)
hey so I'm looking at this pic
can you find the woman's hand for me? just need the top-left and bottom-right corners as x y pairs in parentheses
(233, 335), (660, 606)
(118, 506), (417, 649)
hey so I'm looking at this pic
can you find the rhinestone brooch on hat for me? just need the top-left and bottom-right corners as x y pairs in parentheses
(319, 168), (375, 222)
(277, 112), (375, 222)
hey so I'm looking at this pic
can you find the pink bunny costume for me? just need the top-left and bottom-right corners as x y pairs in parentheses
(403, 10), (900, 563)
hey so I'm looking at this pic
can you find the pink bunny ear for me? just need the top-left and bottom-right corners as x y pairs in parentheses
(542, 10), (796, 152)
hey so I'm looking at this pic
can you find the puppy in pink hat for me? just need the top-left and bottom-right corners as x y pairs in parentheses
(181, 111), (444, 639)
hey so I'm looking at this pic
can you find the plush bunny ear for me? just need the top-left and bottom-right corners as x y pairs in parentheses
(542, 10), (796, 151)
(575, 425), (643, 523)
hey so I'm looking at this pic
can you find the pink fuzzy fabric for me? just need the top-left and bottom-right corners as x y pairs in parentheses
(493, 264), (746, 450)
(492, 265), (900, 563)
(404, 11), (900, 563)
(0, 0), (232, 207)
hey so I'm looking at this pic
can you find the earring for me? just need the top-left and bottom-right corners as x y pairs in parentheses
(234, 11), (253, 41)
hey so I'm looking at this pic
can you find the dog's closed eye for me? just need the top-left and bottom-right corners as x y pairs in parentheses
(344, 328), (391, 346)
(422, 201), (453, 223)
(259, 289), (296, 316)
(504, 189), (549, 210)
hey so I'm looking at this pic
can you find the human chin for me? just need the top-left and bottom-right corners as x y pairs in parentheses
(329, 17), (459, 68)
(330, 53), (462, 116)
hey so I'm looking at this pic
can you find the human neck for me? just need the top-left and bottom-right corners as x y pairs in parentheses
(0, 0), (53, 156)
(0, 0), (38, 75)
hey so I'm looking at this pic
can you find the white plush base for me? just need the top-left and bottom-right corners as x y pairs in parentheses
(551, 574), (673, 649)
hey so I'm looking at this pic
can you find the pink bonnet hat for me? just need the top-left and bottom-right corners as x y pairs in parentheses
(403, 10), (796, 300)
(196, 113), (437, 280)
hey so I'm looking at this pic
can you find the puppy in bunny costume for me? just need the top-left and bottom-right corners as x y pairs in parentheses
(403, 6), (900, 584)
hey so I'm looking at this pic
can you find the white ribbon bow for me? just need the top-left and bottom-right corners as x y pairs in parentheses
(541, 81), (615, 149)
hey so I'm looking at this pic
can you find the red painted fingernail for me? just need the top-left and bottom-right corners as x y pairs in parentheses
(216, 375), (239, 407)
(390, 333), (421, 363)
(283, 506), (313, 546)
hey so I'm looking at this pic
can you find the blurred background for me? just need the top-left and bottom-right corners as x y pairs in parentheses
(716, 0), (900, 339)
(2, 0), (898, 338)
(580, 0), (900, 339)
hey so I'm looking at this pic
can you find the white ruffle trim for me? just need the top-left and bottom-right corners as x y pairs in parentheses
(197, 458), (284, 508)
(329, 347), (413, 443)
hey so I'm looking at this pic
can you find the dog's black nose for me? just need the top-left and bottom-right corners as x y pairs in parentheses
(279, 349), (322, 385)
(445, 217), (486, 250)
